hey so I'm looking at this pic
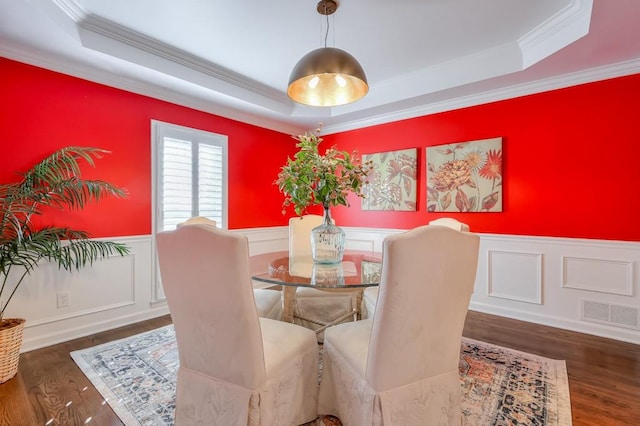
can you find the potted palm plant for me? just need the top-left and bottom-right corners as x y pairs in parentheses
(0, 146), (130, 383)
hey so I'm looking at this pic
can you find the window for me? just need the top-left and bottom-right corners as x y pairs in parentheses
(152, 120), (228, 232)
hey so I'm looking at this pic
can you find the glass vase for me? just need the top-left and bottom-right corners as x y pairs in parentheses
(311, 206), (346, 264)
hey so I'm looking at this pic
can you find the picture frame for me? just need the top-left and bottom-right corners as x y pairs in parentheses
(361, 148), (418, 211)
(426, 137), (502, 212)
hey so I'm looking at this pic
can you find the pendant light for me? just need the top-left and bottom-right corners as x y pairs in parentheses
(288, 0), (368, 107)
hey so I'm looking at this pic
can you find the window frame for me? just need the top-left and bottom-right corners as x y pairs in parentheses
(151, 120), (228, 303)
(152, 120), (229, 232)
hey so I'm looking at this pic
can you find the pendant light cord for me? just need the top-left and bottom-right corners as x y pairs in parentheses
(324, 3), (330, 48)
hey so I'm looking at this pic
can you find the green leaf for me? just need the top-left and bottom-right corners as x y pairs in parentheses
(1, 147), (130, 321)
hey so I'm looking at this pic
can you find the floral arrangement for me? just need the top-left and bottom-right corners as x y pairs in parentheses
(275, 128), (372, 215)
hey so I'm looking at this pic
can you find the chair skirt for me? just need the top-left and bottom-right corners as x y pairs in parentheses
(318, 321), (462, 426)
(175, 318), (319, 426)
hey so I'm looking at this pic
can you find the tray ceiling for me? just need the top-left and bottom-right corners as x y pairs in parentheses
(1, 0), (640, 134)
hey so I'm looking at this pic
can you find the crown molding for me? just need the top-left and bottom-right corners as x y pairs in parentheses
(53, 0), (292, 113)
(0, 44), (304, 135)
(4, 0), (638, 137)
(321, 58), (640, 135)
(51, 0), (86, 21)
(77, 14), (291, 105)
(5, 40), (638, 137)
(51, 0), (593, 124)
(519, 0), (593, 68)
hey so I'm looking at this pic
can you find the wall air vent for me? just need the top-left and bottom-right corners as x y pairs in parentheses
(611, 304), (639, 328)
(581, 300), (640, 330)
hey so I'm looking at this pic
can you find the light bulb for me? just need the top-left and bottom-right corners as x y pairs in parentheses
(308, 76), (320, 89)
(335, 74), (347, 87)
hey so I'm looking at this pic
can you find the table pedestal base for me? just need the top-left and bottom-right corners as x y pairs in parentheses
(281, 287), (364, 337)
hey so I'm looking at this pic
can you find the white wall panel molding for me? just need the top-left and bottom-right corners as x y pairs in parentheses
(474, 233), (640, 345)
(16, 246), (137, 327)
(345, 239), (376, 252)
(487, 250), (543, 304)
(562, 257), (634, 296)
(12, 229), (640, 352)
(233, 226), (289, 255)
(480, 232), (640, 249)
(342, 227), (402, 253)
(11, 235), (169, 352)
(24, 298), (135, 328)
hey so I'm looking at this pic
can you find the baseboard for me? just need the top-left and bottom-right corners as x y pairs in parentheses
(469, 302), (640, 345)
(21, 305), (170, 353)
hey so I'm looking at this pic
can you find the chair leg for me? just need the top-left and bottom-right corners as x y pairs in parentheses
(351, 289), (364, 320)
(281, 286), (296, 323)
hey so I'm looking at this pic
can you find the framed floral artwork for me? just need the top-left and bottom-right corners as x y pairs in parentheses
(361, 148), (417, 211)
(426, 137), (502, 212)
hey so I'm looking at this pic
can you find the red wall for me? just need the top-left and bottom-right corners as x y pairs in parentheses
(0, 58), (295, 237)
(2, 57), (640, 242)
(325, 74), (640, 242)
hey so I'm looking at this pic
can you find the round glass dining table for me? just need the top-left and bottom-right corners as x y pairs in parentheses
(250, 250), (382, 326)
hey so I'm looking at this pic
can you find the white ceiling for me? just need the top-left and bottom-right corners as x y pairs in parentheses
(2, 0), (640, 135)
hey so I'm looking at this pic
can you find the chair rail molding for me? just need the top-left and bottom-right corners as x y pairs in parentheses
(9, 228), (639, 353)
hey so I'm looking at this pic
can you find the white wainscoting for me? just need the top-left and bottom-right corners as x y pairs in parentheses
(6, 236), (167, 352)
(474, 233), (640, 344)
(9, 227), (639, 353)
(344, 228), (640, 345)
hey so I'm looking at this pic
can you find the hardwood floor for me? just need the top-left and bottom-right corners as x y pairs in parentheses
(1, 311), (638, 425)
(464, 312), (640, 426)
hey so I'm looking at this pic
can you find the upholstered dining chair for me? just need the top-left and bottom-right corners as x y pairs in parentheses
(289, 215), (361, 339)
(428, 217), (471, 231)
(176, 217), (282, 320)
(318, 225), (480, 425)
(176, 216), (219, 228)
(361, 218), (471, 319)
(156, 225), (318, 425)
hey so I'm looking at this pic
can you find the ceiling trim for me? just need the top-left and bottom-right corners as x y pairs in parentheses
(3, 38), (638, 137)
(3, 0), (637, 137)
(52, 0), (592, 122)
(55, 0), (292, 113)
(51, 0), (85, 21)
(338, 42), (523, 116)
(0, 43), (305, 135)
(79, 16), (289, 104)
(321, 58), (640, 135)
(519, 0), (593, 68)
(321, 0), (593, 120)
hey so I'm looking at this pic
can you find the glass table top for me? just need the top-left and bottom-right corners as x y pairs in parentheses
(250, 250), (382, 288)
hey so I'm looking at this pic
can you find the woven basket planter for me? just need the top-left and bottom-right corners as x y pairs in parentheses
(0, 318), (25, 383)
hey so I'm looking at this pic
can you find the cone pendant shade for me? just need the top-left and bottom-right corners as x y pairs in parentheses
(288, 47), (368, 107)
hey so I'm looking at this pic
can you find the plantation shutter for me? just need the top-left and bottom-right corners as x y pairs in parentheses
(154, 121), (228, 232)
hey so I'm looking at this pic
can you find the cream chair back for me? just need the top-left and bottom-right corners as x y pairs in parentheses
(428, 217), (470, 231)
(177, 216), (217, 228)
(367, 225), (479, 390)
(156, 225), (266, 388)
(318, 225), (480, 424)
(157, 225), (319, 424)
(176, 216), (282, 318)
(288, 214), (323, 260)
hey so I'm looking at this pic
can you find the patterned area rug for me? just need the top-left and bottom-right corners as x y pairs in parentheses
(71, 325), (571, 425)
